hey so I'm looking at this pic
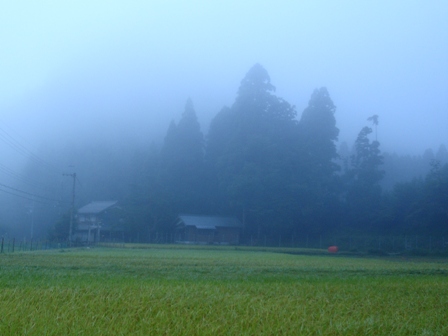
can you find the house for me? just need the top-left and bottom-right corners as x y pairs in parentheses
(175, 214), (243, 244)
(74, 201), (124, 243)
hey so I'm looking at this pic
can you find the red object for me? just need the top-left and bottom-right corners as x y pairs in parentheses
(328, 246), (338, 253)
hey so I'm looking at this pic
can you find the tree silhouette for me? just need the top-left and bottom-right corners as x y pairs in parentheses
(367, 114), (379, 141)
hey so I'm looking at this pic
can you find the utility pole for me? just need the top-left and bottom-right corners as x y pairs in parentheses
(30, 197), (35, 240)
(63, 173), (76, 246)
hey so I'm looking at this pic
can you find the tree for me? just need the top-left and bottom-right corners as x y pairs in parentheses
(295, 87), (341, 234)
(436, 144), (448, 164)
(159, 99), (206, 224)
(125, 143), (166, 240)
(337, 141), (351, 174)
(367, 114), (379, 141)
(206, 64), (298, 236)
(298, 88), (339, 182)
(380, 161), (448, 236)
(48, 211), (74, 242)
(351, 127), (384, 186)
(422, 161), (448, 235)
(124, 100), (206, 239)
(380, 177), (424, 235)
(345, 126), (384, 232)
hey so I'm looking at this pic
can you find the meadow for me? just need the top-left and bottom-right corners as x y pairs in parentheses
(0, 246), (447, 335)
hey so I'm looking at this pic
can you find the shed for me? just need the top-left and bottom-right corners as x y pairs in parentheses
(175, 214), (243, 244)
(75, 201), (124, 243)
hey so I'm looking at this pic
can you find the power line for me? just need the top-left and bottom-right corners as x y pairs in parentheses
(0, 187), (49, 204)
(0, 126), (60, 173)
(0, 126), (75, 212)
(0, 162), (44, 189)
(0, 182), (62, 203)
(0, 125), (65, 198)
(63, 173), (76, 245)
(0, 162), (67, 205)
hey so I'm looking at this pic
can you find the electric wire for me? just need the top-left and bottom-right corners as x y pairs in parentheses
(0, 182), (62, 203)
(0, 126), (60, 173)
(0, 124), (67, 201)
(0, 125), (75, 211)
(0, 162), (44, 189)
(0, 187), (50, 204)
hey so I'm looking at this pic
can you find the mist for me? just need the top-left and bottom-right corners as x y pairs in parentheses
(2, 1), (447, 152)
(1, 1), (447, 240)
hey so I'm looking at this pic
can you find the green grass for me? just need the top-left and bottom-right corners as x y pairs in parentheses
(0, 247), (447, 335)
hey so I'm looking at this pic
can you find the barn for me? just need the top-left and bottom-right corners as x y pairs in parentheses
(175, 214), (243, 244)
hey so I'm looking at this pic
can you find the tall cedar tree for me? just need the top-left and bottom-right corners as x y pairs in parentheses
(126, 143), (170, 237)
(207, 64), (298, 236)
(160, 99), (205, 225)
(298, 87), (339, 180)
(345, 126), (384, 232)
(296, 87), (341, 234)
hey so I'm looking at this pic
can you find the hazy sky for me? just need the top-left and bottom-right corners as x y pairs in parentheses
(1, 0), (447, 156)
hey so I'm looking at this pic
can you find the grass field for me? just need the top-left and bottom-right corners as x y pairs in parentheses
(0, 246), (447, 335)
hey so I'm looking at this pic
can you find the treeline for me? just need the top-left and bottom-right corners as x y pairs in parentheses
(10, 64), (446, 241)
(124, 64), (448, 240)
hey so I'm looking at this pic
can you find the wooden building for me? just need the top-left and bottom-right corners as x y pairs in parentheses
(74, 201), (124, 243)
(175, 215), (243, 244)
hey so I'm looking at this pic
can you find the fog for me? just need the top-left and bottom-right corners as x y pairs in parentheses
(2, 1), (447, 154)
(1, 1), (448, 239)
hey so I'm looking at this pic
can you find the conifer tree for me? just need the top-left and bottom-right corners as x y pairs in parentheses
(207, 64), (297, 235)
(295, 87), (341, 234)
(160, 99), (205, 219)
(345, 126), (384, 232)
(298, 87), (339, 183)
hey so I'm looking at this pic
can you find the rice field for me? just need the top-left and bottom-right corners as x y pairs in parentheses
(0, 246), (447, 335)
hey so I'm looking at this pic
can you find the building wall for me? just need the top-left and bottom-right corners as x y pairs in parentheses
(183, 227), (214, 243)
(177, 226), (240, 244)
(216, 227), (240, 244)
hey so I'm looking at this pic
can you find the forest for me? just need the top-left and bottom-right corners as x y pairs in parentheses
(2, 64), (448, 243)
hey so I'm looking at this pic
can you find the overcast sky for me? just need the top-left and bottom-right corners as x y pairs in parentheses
(1, 0), (447, 157)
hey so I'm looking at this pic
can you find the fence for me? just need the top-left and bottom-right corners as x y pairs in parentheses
(244, 234), (448, 253)
(0, 237), (71, 253)
(1, 234), (447, 254)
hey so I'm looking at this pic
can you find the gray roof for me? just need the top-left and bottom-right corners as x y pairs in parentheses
(177, 215), (243, 230)
(78, 201), (118, 214)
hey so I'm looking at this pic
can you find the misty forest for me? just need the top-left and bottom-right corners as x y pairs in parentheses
(3, 2), (448, 334)
(1, 64), (447, 246)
